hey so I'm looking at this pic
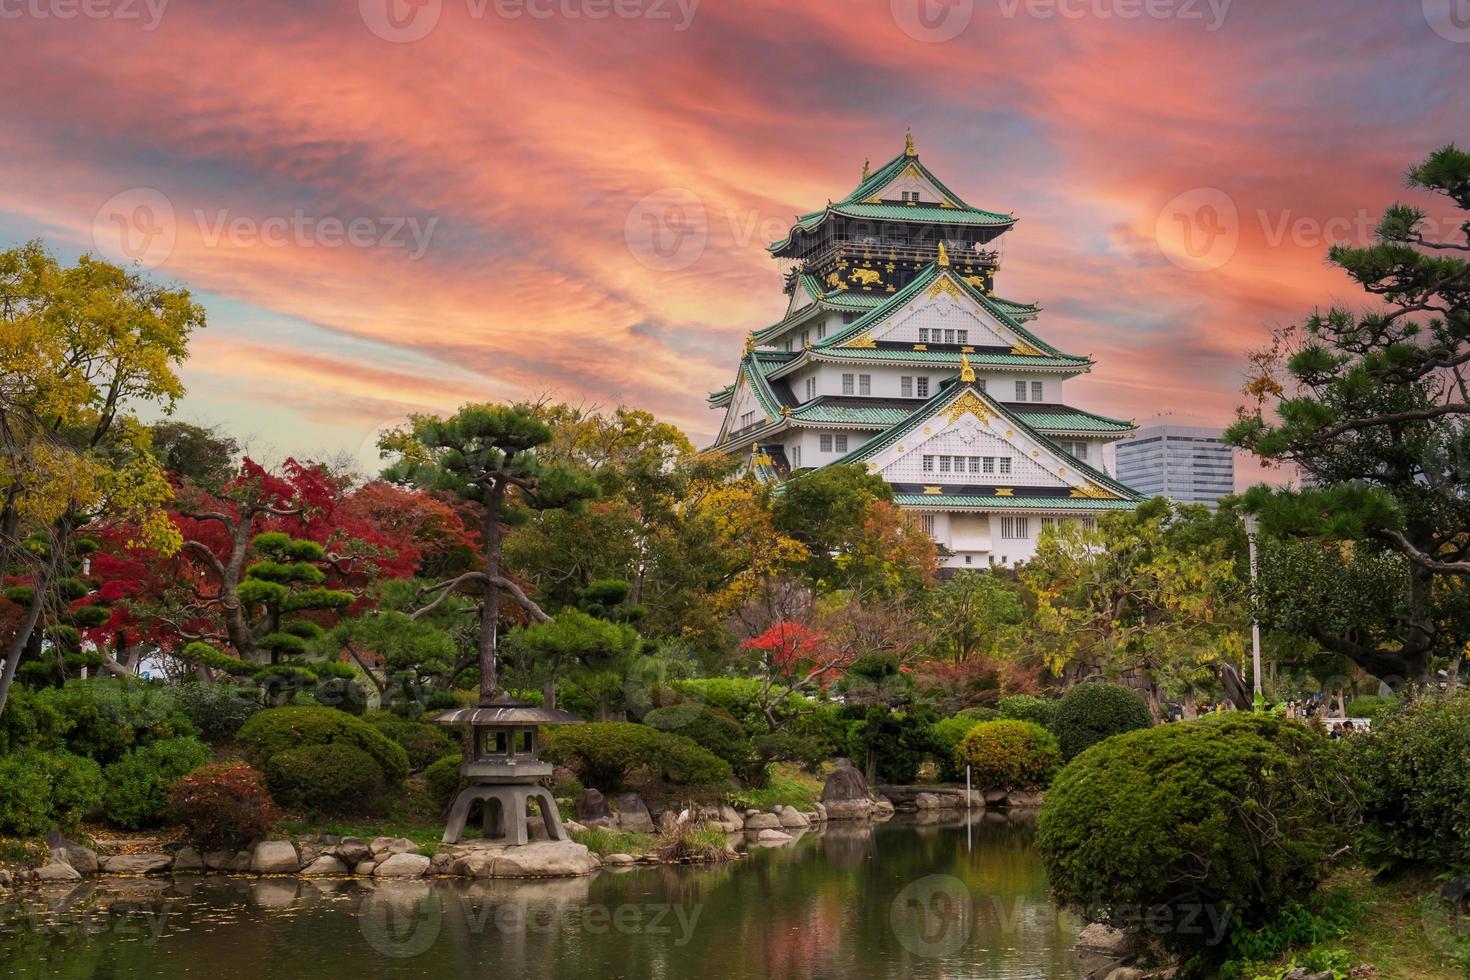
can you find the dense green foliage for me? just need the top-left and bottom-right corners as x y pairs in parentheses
(642, 704), (752, 773)
(166, 683), (262, 742)
(930, 716), (984, 781)
(167, 763), (279, 849)
(541, 721), (731, 791)
(996, 694), (1056, 729)
(1051, 683), (1152, 760)
(265, 743), (387, 815)
(236, 706), (409, 784)
(0, 748), (104, 836)
(425, 753), (465, 809)
(1343, 694), (1396, 721)
(1349, 690), (1470, 871)
(954, 720), (1059, 790)
(1037, 715), (1355, 957)
(102, 736), (211, 828)
(365, 712), (457, 772)
(0, 680), (196, 763)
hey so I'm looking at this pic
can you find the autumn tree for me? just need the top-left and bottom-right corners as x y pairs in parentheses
(0, 242), (201, 716)
(1022, 499), (1250, 718)
(1229, 145), (1470, 682)
(741, 621), (854, 732)
(379, 403), (597, 702)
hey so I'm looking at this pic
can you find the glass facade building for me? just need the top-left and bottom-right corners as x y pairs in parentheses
(1113, 425), (1235, 508)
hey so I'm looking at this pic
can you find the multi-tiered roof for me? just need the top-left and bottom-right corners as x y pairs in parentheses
(710, 136), (1143, 529)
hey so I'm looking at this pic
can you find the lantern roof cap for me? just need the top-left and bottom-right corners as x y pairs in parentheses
(429, 696), (584, 727)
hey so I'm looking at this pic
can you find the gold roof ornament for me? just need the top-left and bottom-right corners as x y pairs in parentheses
(937, 241), (949, 267)
(959, 352), (976, 383)
(862, 158), (870, 180)
(904, 129), (916, 157)
(744, 333), (756, 354)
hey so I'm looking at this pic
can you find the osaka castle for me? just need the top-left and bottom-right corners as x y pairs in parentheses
(708, 134), (1144, 568)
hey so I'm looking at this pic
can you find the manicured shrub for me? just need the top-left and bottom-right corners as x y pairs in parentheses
(366, 712), (457, 772)
(166, 683), (262, 742)
(103, 736), (212, 829)
(1349, 690), (1470, 871)
(1344, 694), (1396, 722)
(955, 720), (1059, 789)
(236, 706), (409, 783)
(0, 687), (67, 755)
(1037, 715), (1353, 957)
(1052, 682), (1151, 760)
(168, 762), (279, 849)
(425, 753), (465, 809)
(844, 707), (938, 784)
(29, 679), (197, 764)
(541, 722), (731, 791)
(996, 694), (1057, 730)
(956, 706), (998, 722)
(931, 716), (985, 781)
(265, 743), (386, 815)
(643, 705), (752, 772)
(0, 748), (104, 836)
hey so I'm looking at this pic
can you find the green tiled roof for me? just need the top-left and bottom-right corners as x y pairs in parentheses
(1015, 408), (1133, 432)
(788, 399), (1131, 433)
(991, 296), (1041, 320)
(815, 263), (1082, 362)
(811, 348), (1088, 368)
(893, 494), (1137, 511)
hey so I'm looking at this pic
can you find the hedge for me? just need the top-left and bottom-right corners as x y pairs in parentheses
(1052, 683), (1151, 760)
(236, 706), (409, 783)
(103, 736), (212, 829)
(0, 748), (104, 836)
(266, 743), (387, 814)
(541, 722), (731, 791)
(955, 720), (1059, 790)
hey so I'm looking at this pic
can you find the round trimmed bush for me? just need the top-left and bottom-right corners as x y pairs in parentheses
(166, 683), (261, 742)
(956, 706), (998, 722)
(1349, 690), (1470, 871)
(0, 748), (103, 836)
(955, 720), (1059, 790)
(1037, 714), (1353, 956)
(237, 706), (409, 783)
(265, 743), (386, 814)
(931, 716), (984, 781)
(541, 721), (731, 791)
(168, 763), (279, 849)
(996, 694), (1056, 730)
(1052, 683), (1151, 760)
(643, 705), (752, 772)
(103, 736), (212, 829)
(366, 712), (457, 772)
(425, 753), (465, 809)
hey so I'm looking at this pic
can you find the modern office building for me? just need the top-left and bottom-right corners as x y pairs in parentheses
(1114, 425), (1235, 508)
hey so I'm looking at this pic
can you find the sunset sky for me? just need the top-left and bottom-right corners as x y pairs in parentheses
(2, 0), (1467, 481)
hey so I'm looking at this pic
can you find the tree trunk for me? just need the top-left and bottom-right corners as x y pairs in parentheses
(542, 676), (557, 711)
(478, 480), (507, 703)
(0, 519), (67, 719)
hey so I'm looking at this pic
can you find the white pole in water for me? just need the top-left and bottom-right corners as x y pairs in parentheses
(965, 765), (972, 809)
(1243, 514), (1263, 704)
(965, 764), (973, 851)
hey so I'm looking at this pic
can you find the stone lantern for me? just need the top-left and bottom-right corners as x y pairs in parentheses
(430, 696), (584, 845)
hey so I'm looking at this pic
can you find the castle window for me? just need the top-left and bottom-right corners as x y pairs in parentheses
(842, 312), (859, 324)
(1015, 380), (1027, 401)
(740, 412), (754, 429)
(944, 329), (955, 344)
(900, 376), (913, 397)
(842, 374), (854, 395)
(958, 330), (969, 344)
(968, 456), (981, 473)
(1000, 516), (1030, 540)
(835, 435), (848, 452)
(982, 457), (995, 474)
(817, 323), (826, 339)
(918, 328), (929, 342)
(901, 191), (920, 203)
(916, 377), (930, 397)
(939, 456), (952, 473)
(791, 445), (801, 467)
(922, 455), (934, 472)
(1031, 381), (1044, 401)
(999, 457), (1012, 475)
(921, 514), (935, 536)
(805, 377), (816, 400)
(858, 374), (871, 395)
(820, 434), (833, 452)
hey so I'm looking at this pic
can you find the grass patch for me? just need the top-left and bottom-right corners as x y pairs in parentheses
(730, 764), (823, 812)
(570, 826), (654, 856)
(655, 823), (732, 863)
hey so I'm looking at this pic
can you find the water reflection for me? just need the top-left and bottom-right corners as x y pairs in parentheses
(0, 813), (1082, 979)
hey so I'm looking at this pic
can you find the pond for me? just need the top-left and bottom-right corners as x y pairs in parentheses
(0, 813), (1083, 979)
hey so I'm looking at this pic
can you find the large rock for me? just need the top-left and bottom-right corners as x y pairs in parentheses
(172, 847), (205, 873)
(250, 841), (300, 874)
(756, 829), (794, 846)
(46, 830), (97, 875)
(872, 795), (896, 817)
(448, 840), (599, 878)
(301, 855), (348, 876)
(914, 792), (941, 810)
(777, 806), (809, 829)
(605, 853), (637, 866)
(35, 862), (82, 882)
(374, 853), (431, 878)
(575, 788), (613, 825)
(101, 853), (174, 874)
(203, 849), (252, 872)
(822, 798), (873, 820)
(612, 794), (656, 834)
(1075, 922), (1143, 979)
(1008, 790), (1044, 808)
(822, 759), (869, 803)
(811, 802), (827, 822)
(332, 837), (372, 865)
(369, 837), (418, 858)
(743, 812), (782, 831)
(983, 788), (1009, 806)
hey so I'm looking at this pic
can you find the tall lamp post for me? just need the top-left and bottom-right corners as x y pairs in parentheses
(1243, 514), (1263, 703)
